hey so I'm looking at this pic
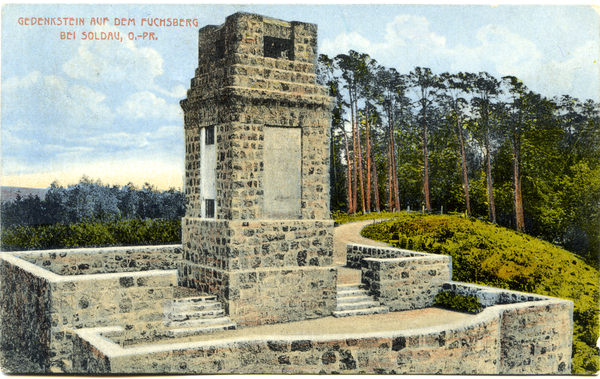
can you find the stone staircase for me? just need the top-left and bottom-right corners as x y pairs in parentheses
(163, 295), (236, 337)
(333, 283), (388, 317)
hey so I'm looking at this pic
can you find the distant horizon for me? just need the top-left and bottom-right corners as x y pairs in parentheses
(1, 172), (184, 191)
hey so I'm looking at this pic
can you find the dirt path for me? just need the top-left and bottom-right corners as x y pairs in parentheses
(333, 219), (391, 266)
(125, 307), (473, 347)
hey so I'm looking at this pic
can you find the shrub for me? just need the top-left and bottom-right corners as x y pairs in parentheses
(433, 291), (483, 314)
(357, 211), (599, 374)
(1, 218), (181, 251)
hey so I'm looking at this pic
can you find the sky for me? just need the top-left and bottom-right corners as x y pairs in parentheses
(1, 4), (599, 190)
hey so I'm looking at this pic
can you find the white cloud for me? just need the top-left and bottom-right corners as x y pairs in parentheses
(320, 14), (599, 101)
(3, 70), (41, 91)
(158, 84), (188, 98)
(321, 31), (373, 58)
(384, 15), (446, 49)
(116, 91), (182, 120)
(88, 132), (150, 148)
(62, 24), (164, 90)
(2, 72), (114, 132)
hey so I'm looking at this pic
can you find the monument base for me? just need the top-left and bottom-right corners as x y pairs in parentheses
(180, 217), (337, 326)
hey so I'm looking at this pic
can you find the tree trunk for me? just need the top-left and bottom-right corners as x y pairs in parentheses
(390, 113), (401, 212)
(350, 90), (358, 214)
(372, 143), (381, 212)
(365, 106), (372, 213)
(485, 130), (497, 223)
(388, 109), (398, 211)
(422, 107), (431, 213)
(386, 134), (393, 211)
(513, 124), (525, 232)
(342, 126), (353, 214)
(456, 112), (471, 216)
(355, 101), (366, 213)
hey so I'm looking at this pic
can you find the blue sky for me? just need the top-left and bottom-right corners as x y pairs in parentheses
(2, 4), (598, 189)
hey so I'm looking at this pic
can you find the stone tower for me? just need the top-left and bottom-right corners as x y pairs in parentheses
(180, 12), (336, 326)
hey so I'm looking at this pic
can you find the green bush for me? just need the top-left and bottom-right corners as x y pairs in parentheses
(433, 291), (483, 314)
(357, 211), (599, 375)
(1, 218), (181, 251)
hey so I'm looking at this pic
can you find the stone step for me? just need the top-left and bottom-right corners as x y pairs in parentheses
(335, 300), (381, 312)
(332, 307), (389, 318)
(165, 316), (233, 328)
(166, 322), (237, 338)
(337, 288), (369, 297)
(166, 308), (225, 322)
(336, 295), (372, 304)
(166, 301), (222, 313)
(171, 295), (218, 304)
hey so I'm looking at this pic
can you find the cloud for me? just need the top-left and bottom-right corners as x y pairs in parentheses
(320, 14), (599, 101)
(2, 72), (114, 133)
(321, 32), (372, 58)
(3, 70), (41, 91)
(157, 84), (188, 98)
(62, 24), (164, 90)
(116, 91), (182, 120)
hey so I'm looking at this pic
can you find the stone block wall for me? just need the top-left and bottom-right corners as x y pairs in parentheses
(346, 243), (432, 269)
(179, 12), (335, 325)
(0, 257), (51, 371)
(71, 284), (573, 375)
(181, 218), (337, 326)
(0, 252), (178, 372)
(439, 282), (572, 374)
(71, 312), (500, 374)
(181, 12), (332, 222)
(361, 254), (452, 311)
(19, 245), (181, 275)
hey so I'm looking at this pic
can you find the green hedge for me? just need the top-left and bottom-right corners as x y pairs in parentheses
(433, 291), (483, 314)
(338, 211), (599, 375)
(1, 218), (181, 251)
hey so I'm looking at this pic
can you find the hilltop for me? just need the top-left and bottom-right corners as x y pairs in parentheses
(333, 211), (599, 374)
(0, 186), (48, 203)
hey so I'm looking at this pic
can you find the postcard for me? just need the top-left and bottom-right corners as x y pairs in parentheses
(1, 4), (598, 375)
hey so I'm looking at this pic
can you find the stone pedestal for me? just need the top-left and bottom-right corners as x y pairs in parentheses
(180, 12), (335, 326)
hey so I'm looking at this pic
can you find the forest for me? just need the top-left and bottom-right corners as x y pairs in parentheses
(1, 177), (184, 227)
(0, 178), (184, 250)
(317, 51), (599, 267)
(1, 50), (598, 266)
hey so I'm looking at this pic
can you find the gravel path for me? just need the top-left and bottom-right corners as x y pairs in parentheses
(333, 219), (391, 266)
(124, 307), (473, 347)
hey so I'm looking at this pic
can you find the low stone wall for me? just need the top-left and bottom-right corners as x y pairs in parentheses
(19, 245), (182, 275)
(71, 312), (500, 374)
(0, 251), (178, 373)
(349, 243), (452, 311)
(347, 243), (430, 269)
(361, 255), (452, 311)
(0, 257), (51, 371)
(439, 282), (572, 374)
(70, 286), (572, 374)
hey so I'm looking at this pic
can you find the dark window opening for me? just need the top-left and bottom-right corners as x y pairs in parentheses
(205, 199), (215, 218)
(205, 126), (214, 145)
(264, 36), (294, 60)
(214, 38), (225, 61)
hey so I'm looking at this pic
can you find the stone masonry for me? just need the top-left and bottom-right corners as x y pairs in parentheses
(179, 12), (336, 326)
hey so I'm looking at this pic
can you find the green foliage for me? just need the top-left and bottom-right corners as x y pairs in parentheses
(1, 177), (185, 228)
(357, 212), (599, 374)
(433, 291), (483, 314)
(331, 210), (403, 225)
(1, 218), (181, 251)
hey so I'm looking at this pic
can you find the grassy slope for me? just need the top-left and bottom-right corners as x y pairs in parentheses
(335, 211), (599, 374)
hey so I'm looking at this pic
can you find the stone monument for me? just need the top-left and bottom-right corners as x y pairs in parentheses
(179, 12), (336, 327)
